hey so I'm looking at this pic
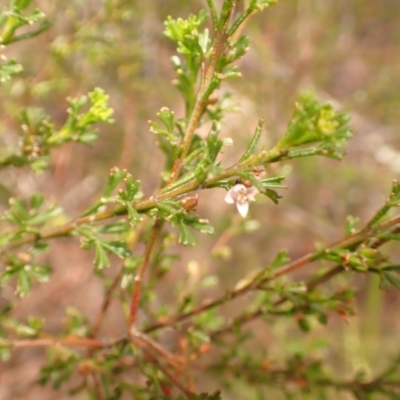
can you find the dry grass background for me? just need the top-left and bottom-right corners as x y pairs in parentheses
(1, 0), (400, 398)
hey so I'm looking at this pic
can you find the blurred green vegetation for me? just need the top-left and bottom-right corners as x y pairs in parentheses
(1, 0), (400, 399)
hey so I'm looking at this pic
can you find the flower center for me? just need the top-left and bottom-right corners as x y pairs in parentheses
(236, 188), (248, 204)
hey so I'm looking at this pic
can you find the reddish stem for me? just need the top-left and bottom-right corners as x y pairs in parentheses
(129, 219), (163, 327)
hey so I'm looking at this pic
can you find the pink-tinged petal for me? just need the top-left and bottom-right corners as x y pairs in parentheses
(231, 184), (247, 195)
(236, 201), (249, 218)
(224, 190), (235, 204)
(247, 186), (258, 201)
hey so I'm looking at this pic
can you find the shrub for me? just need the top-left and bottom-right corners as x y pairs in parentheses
(1, 1), (400, 399)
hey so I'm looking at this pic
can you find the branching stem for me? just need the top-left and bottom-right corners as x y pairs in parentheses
(144, 216), (400, 333)
(167, 4), (234, 184)
(129, 219), (163, 327)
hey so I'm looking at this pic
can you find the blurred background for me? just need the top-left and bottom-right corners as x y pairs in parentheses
(1, 0), (400, 398)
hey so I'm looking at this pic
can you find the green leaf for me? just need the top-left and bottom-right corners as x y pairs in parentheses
(0, 5), (50, 45)
(219, 65), (241, 80)
(64, 307), (90, 337)
(164, 11), (207, 51)
(183, 214), (214, 235)
(94, 241), (110, 269)
(121, 176), (141, 202)
(221, 35), (250, 65)
(28, 206), (62, 226)
(12, 0), (33, 11)
(387, 180), (400, 207)
(49, 88), (113, 146)
(368, 181), (400, 227)
(383, 265), (400, 274)
(286, 282), (307, 294)
(298, 317), (311, 332)
(385, 273), (400, 289)
(126, 204), (142, 226)
(206, 123), (223, 162)
(264, 188), (280, 204)
(4, 194), (63, 228)
(188, 329), (210, 346)
(101, 241), (131, 259)
(278, 92), (352, 158)
(16, 270), (30, 297)
(105, 167), (127, 196)
(80, 168), (128, 217)
(85, 87), (114, 124)
(250, 0), (278, 11)
(239, 119), (264, 162)
(78, 132), (97, 145)
(16, 316), (44, 338)
(316, 311), (328, 325)
(164, 11), (209, 115)
(6, 89), (112, 173)
(5, 197), (28, 226)
(39, 354), (76, 389)
(258, 175), (286, 189)
(29, 263), (52, 283)
(149, 120), (178, 146)
(345, 215), (360, 236)
(5, 19), (51, 44)
(81, 233), (131, 269)
(0, 59), (23, 83)
(379, 272), (391, 290)
(30, 193), (44, 210)
(194, 161), (208, 183)
(271, 249), (290, 269)
(190, 391), (222, 400)
(98, 221), (130, 234)
(178, 221), (196, 246)
(198, 28), (209, 54)
(157, 107), (175, 134)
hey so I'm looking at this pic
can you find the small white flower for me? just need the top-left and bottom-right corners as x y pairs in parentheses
(224, 183), (258, 217)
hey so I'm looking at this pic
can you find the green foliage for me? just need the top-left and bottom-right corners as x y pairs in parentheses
(79, 225), (131, 269)
(0, 1), (400, 399)
(189, 392), (222, 400)
(368, 180), (400, 227)
(239, 119), (264, 162)
(164, 11), (209, 115)
(0, 88), (113, 172)
(250, 0), (278, 12)
(39, 351), (78, 390)
(278, 92), (352, 159)
(377, 265), (400, 290)
(0, 254), (51, 297)
(48, 87), (114, 145)
(0, 0), (50, 45)
(0, 58), (23, 83)
(3, 193), (62, 234)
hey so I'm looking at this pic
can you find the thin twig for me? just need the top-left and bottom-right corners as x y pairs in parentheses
(208, 227), (400, 338)
(141, 347), (194, 398)
(212, 363), (400, 393)
(1, 144), (346, 255)
(209, 265), (344, 339)
(132, 329), (185, 371)
(91, 220), (146, 338)
(124, 8), (240, 326)
(125, 2), (235, 341)
(90, 372), (104, 400)
(91, 265), (125, 338)
(129, 219), (163, 327)
(131, 329), (194, 397)
(167, 4), (234, 184)
(144, 216), (400, 333)
(0, 336), (107, 348)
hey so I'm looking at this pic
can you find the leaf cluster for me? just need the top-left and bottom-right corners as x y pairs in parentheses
(0, 1), (400, 400)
